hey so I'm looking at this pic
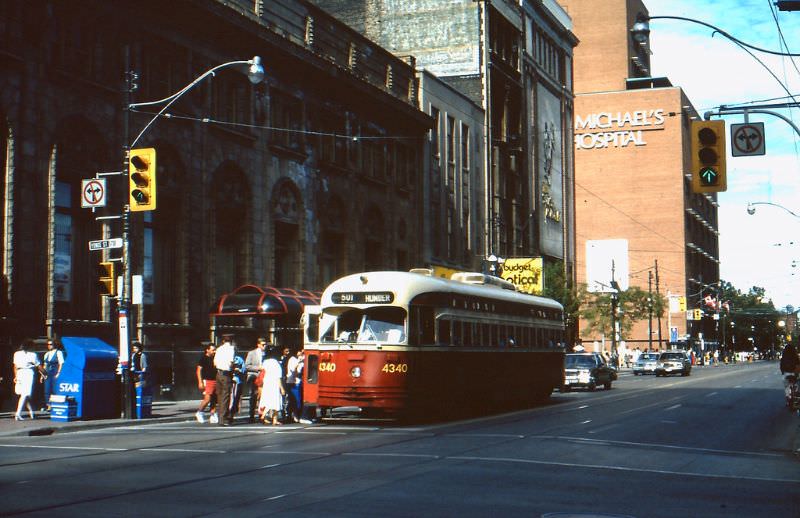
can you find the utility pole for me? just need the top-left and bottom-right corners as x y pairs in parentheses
(655, 260), (662, 349)
(648, 270), (653, 351)
(610, 260), (620, 359)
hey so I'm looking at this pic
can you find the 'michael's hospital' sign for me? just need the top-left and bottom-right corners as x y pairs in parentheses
(575, 109), (665, 150)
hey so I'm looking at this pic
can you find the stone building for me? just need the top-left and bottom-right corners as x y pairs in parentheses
(560, 0), (721, 349)
(0, 0), (431, 398)
(312, 0), (578, 283)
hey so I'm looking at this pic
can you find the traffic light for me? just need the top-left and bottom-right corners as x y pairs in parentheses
(693, 308), (703, 320)
(97, 261), (116, 296)
(690, 120), (726, 193)
(129, 147), (157, 211)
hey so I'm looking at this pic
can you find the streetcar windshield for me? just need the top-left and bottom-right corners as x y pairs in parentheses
(320, 307), (407, 344)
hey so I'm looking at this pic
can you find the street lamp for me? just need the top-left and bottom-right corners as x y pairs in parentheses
(746, 201), (800, 219)
(117, 53), (265, 418)
(486, 254), (505, 277)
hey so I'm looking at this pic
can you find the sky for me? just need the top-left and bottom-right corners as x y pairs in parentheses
(644, 0), (800, 311)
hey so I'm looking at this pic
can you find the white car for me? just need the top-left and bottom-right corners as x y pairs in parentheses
(633, 352), (660, 375)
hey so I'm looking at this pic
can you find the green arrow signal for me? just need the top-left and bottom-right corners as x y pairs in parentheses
(699, 166), (718, 186)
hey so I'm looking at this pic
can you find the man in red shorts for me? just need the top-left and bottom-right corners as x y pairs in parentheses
(195, 342), (217, 423)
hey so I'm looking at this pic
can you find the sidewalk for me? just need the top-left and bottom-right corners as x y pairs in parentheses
(0, 400), (200, 438)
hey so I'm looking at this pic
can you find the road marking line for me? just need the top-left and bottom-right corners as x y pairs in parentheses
(139, 448), (225, 453)
(0, 444), (127, 452)
(265, 494), (286, 501)
(665, 404), (681, 411)
(447, 455), (800, 483)
(705, 392), (718, 397)
(344, 452), (440, 459)
(448, 433), (525, 438)
(527, 435), (783, 458)
(581, 420), (592, 424)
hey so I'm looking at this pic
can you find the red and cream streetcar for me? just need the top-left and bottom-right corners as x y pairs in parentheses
(302, 269), (565, 419)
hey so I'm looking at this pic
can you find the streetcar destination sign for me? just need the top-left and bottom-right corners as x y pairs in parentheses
(332, 292), (394, 304)
(88, 238), (123, 251)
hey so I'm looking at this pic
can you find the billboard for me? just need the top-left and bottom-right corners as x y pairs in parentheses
(500, 257), (544, 295)
(585, 239), (629, 293)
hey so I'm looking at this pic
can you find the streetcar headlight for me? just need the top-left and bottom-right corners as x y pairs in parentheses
(350, 366), (362, 378)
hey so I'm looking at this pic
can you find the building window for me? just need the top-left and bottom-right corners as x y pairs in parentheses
(272, 181), (302, 287)
(430, 106), (440, 160)
(270, 90), (304, 152)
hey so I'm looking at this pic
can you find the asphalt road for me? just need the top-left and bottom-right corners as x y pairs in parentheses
(0, 362), (798, 517)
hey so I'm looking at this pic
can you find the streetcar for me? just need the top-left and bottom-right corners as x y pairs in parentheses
(302, 269), (565, 419)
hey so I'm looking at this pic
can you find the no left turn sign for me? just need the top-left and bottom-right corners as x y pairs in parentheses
(730, 122), (765, 157)
(81, 178), (107, 208)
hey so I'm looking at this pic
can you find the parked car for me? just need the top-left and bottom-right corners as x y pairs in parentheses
(562, 352), (615, 392)
(655, 351), (692, 377)
(633, 352), (660, 375)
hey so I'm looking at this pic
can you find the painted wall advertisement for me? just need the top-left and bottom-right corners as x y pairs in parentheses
(500, 257), (544, 295)
(537, 84), (565, 258)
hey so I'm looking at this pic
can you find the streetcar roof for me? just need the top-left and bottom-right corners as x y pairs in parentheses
(320, 271), (563, 311)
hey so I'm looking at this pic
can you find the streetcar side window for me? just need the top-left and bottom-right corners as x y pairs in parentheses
(305, 354), (319, 384)
(409, 306), (434, 345)
(452, 320), (462, 346)
(437, 319), (451, 346)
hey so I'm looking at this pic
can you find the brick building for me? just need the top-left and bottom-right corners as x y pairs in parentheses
(313, 0), (578, 284)
(0, 0), (431, 399)
(560, 0), (721, 350)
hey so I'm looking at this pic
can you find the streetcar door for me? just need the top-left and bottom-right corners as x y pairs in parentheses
(301, 305), (321, 407)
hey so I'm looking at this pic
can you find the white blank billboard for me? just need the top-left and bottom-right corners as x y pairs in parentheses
(586, 239), (629, 293)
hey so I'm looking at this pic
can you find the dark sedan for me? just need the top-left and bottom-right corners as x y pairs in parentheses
(562, 352), (615, 391)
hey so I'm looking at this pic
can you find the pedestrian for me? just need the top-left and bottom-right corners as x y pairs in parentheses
(244, 337), (267, 423)
(279, 346), (291, 420)
(130, 342), (148, 386)
(13, 339), (41, 420)
(285, 349), (303, 422)
(229, 354), (246, 417)
(41, 338), (64, 412)
(258, 347), (285, 425)
(195, 343), (217, 424)
(214, 334), (236, 426)
(779, 342), (800, 406)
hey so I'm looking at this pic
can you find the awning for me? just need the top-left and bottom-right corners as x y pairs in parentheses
(210, 285), (320, 319)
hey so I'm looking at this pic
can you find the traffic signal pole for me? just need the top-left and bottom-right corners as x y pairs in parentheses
(120, 46), (134, 419)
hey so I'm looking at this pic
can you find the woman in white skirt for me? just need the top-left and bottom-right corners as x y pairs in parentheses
(258, 348), (285, 425)
(13, 339), (41, 420)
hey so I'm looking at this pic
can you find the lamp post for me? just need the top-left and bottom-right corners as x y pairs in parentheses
(118, 53), (264, 418)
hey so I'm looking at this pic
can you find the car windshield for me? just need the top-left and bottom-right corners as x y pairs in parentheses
(565, 355), (596, 368)
(640, 354), (659, 361)
(660, 353), (684, 360)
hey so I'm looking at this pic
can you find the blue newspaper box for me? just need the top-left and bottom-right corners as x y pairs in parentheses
(52, 337), (119, 420)
(134, 381), (153, 419)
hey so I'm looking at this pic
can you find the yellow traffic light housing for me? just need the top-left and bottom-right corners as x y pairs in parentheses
(690, 120), (727, 193)
(129, 147), (157, 211)
(97, 261), (116, 296)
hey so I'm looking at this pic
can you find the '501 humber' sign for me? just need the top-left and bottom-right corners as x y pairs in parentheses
(332, 292), (394, 304)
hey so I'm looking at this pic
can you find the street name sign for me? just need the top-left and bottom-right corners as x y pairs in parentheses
(89, 238), (123, 251)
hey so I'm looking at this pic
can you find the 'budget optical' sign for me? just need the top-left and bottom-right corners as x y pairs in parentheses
(575, 109), (665, 150)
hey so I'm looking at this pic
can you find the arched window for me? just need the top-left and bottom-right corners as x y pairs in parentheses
(51, 119), (109, 319)
(362, 205), (384, 271)
(271, 180), (302, 287)
(318, 195), (346, 288)
(211, 164), (250, 293)
(0, 114), (9, 313)
(143, 144), (185, 322)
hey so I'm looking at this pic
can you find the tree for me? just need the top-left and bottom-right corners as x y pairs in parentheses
(542, 261), (585, 345)
(579, 285), (666, 341)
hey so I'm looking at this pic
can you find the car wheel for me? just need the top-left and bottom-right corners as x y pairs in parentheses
(633, 372), (639, 376)
(604, 381), (612, 390)
(561, 385), (571, 393)
(587, 382), (596, 392)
